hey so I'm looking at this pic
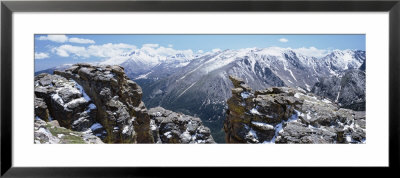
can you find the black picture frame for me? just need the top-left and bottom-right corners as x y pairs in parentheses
(1, 0), (399, 177)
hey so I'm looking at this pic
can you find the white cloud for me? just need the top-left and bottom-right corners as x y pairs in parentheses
(52, 43), (136, 58)
(87, 43), (136, 58)
(197, 50), (204, 54)
(279, 38), (289, 43)
(52, 45), (87, 57)
(142, 44), (159, 48)
(37, 35), (69, 43)
(68, 37), (95, 44)
(168, 44), (173, 48)
(52, 43), (198, 61)
(34, 52), (50, 59)
(292, 47), (330, 58)
(37, 35), (95, 44)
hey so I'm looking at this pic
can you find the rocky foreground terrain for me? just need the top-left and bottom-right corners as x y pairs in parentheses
(224, 76), (366, 144)
(34, 63), (214, 144)
(34, 119), (104, 144)
(149, 107), (215, 143)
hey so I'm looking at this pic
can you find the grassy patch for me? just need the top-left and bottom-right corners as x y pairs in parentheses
(62, 135), (86, 144)
(45, 124), (71, 135)
(44, 124), (86, 144)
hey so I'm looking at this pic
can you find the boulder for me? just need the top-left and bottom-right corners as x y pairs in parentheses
(34, 73), (93, 129)
(148, 107), (215, 144)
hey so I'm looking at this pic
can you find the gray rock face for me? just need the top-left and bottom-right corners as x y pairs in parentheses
(35, 64), (157, 143)
(312, 69), (366, 111)
(34, 96), (50, 121)
(34, 73), (94, 129)
(53, 63), (154, 143)
(148, 107), (215, 144)
(224, 76), (366, 144)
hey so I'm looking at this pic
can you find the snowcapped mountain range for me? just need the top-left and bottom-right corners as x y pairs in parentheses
(114, 47), (365, 92)
(100, 49), (201, 66)
(98, 49), (205, 78)
(97, 47), (365, 86)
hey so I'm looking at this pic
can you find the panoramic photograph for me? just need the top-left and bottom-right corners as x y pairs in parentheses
(34, 34), (366, 144)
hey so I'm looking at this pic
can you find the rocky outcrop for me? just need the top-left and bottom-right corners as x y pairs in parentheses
(148, 107), (215, 143)
(34, 73), (96, 130)
(52, 63), (154, 143)
(224, 76), (366, 144)
(312, 69), (366, 111)
(35, 63), (217, 144)
(34, 119), (103, 144)
(35, 64), (154, 143)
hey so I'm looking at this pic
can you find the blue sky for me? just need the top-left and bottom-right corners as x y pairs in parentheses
(34, 34), (365, 71)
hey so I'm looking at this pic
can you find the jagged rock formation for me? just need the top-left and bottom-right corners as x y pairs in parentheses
(148, 107), (215, 143)
(312, 69), (366, 111)
(35, 64), (153, 143)
(55, 63), (154, 143)
(34, 73), (97, 130)
(35, 63), (214, 144)
(34, 119), (103, 144)
(224, 76), (366, 144)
